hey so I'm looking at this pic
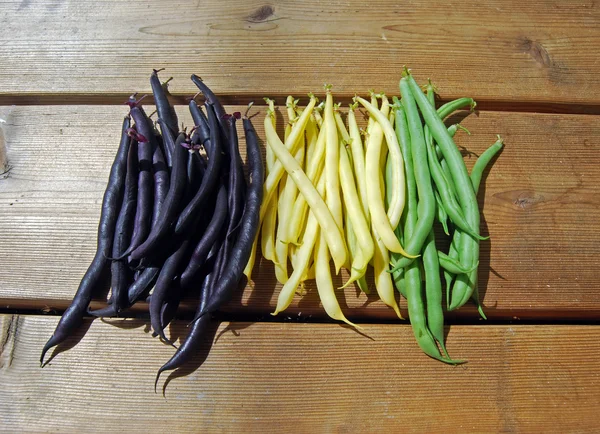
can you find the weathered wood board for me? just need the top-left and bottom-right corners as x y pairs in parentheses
(1, 1), (600, 107)
(1, 315), (599, 433)
(1, 105), (598, 319)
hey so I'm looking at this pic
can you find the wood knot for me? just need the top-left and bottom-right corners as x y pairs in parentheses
(519, 37), (553, 68)
(246, 5), (275, 23)
(494, 189), (546, 210)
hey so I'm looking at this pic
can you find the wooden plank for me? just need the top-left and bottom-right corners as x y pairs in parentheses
(1, 315), (599, 432)
(1, 0), (600, 105)
(1, 105), (599, 320)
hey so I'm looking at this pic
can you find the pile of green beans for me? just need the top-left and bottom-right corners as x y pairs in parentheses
(389, 69), (503, 363)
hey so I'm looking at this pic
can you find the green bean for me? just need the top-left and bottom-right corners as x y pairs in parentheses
(471, 281), (487, 320)
(439, 159), (457, 199)
(437, 124), (470, 181)
(438, 251), (479, 274)
(404, 71), (480, 311)
(388, 79), (436, 270)
(471, 135), (504, 195)
(434, 190), (449, 236)
(424, 84), (485, 241)
(444, 231), (459, 309)
(447, 136), (503, 313)
(437, 98), (476, 120)
(436, 125), (465, 202)
(390, 99), (416, 291)
(426, 136), (486, 240)
(393, 263), (406, 298)
(454, 135), (504, 308)
(423, 230), (449, 358)
(392, 95), (460, 363)
(448, 232), (487, 318)
(427, 88), (449, 238)
(437, 121), (471, 158)
(396, 140), (444, 361)
(405, 257), (462, 364)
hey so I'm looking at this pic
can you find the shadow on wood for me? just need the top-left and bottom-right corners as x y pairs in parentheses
(42, 318), (94, 367)
(160, 318), (221, 397)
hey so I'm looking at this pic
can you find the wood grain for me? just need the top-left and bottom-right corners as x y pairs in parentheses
(0, 105), (599, 320)
(1, 0), (600, 105)
(1, 315), (599, 432)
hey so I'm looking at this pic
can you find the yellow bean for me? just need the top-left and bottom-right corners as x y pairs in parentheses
(259, 96), (317, 223)
(260, 193), (277, 262)
(304, 113), (319, 171)
(274, 97), (306, 281)
(258, 98), (278, 263)
(264, 111), (347, 272)
(274, 182), (289, 283)
(243, 234), (258, 282)
(315, 232), (362, 330)
(339, 140), (374, 285)
(356, 95), (406, 231)
(334, 108), (350, 143)
(305, 261), (316, 280)
(314, 102), (324, 128)
(272, 173), (325, 315)
(372, 227), (403, 319)
(366, 91), (379, 136)
(285, 112), (327, 245)
(347, 105), (369, 221)
(360, 97), (414, 257)
(324, 89), (343, 232)
(278, 100), (306, 246)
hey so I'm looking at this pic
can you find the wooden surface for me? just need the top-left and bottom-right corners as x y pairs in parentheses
(1, 0), (600, 107)
(1, 105), (599, 320)
(1, 315), (599, 433)
(1, 1), (600, 431)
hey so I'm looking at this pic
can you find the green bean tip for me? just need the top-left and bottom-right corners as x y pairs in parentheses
(457, 124), (472, 135)
(426, 78), (439, 94)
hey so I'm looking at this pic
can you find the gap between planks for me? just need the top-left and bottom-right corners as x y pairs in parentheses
(2, 298), (600, 324)
(2, 93), (600, 115)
